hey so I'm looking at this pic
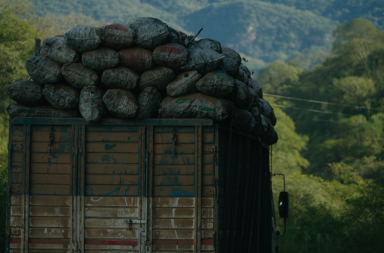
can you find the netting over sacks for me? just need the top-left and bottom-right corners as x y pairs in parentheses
(7, 16), (278, 145)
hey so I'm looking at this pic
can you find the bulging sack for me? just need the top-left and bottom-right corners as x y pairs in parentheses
(100, 23), (135, 50)
(25, 56), (62, 84)
(251, 114), (271, 136)
(159, 93), (235, 122)
(7, 104), (79, 118)
(79, 85), (107, 123)
(168, 27), (180, 44)
(82, 47), (120, 71)
(62, 63), (99, 90)
(240, 63), (251, 78)
(237, 68), (249, 85)
(42, 84), (79, 110)
(125, 16), (162, 31)
(259, 123), (278, 145)
(196, 70), (234, 98)
(190, 38), (222, 53)
(7, 80), (45, 106)
(103, 89), (138, 118)
(222, 47), (241, 66)
(182, 48), (224, 74)
(222, 56), (239, 78)
(233, 79), (252, 109)
(136, 87), (163, 120)
(42, 37), (79, 65)
(135, 20), (170, 50)
(153, 43), (189, 69)
(249, 78), (263, 98)
(119, 47), (154, 73)
(259, 99), (277, 126)
(232, 108), (256, 131)
(64, 25), (101, 52)
(102, 67), (139, 90)
(166, 70), (201, 97)
(139, 67), (175, 91)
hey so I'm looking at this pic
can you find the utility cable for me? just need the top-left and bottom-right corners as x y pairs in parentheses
(271, 104), (353, 116)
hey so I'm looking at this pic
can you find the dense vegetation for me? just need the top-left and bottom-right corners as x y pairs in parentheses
(1, 0), (384, 252)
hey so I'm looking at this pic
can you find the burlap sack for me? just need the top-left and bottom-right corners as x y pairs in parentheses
(103, 89), (138, 118)
(7, 104), (79, 118)
(42, 83), (79, 110)
(64, 25), (101, 52)
(25, 56), (62, 84)
(232, 108), (256, 131)
(233, 79), (252, 109)
(79, 85), (107, 123)
(190, 38), (222, 53)
(82, 47), (120, 71)
(153, 43), (189, 69)
(42, 37), (79, 65)
(240, 63), (251, 78)
(222, 47), (241, 66)
(249, 78), (263, 98)
(222, 56), (239, 78)
(136, 87), (163, 120)
(119, 47), (154, 73)
(139, 67), (175, 90)
(237, 68), (249, 85)
(181, 48), (224, 74)
(62, 63), (99, 90)
(102, 67), (139, 90)
(100, 23), (135, 50)
(196, 70), (234, 98)
(166, 70), (201, 97)
(7, 80), (45, 106)
(135, 19), (170, 50)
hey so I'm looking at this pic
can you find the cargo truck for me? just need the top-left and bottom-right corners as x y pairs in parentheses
(5, 117), (286, 253)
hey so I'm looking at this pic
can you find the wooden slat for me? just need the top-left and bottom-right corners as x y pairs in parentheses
(11, 173), (22, 183)
(29, 228), (70, 238)
(10, 217), (22, 227)
(202, 198), (214, 207)
(85, 218), (140, 228)
(85, 186), (139, 196)
(32, 131), (72, 143)
(86, 142), (138, 153)
(86, 125), (139, 132)
(202, 219), (214, 229)
(86, 175), (138, 185)
(203, 133), (214, 143)
(30, 196), (70, 206)
(29, 250), (70, 253)
(11, 195), (22, 205)
(202, 208), (213, 218)
(32, 126), (71, 132)
(11, 206), (22, 216)
(29, 217), (70, 227)
(154, 165), (195, 175)
(154, 133), (195, 144)
(203, 154), (214, 164)
(31, 153), (70, 164)
(11, 152), (23, 163)
(85, 207), (138, 218)
(154, 144), (195, 154)
(86, 132), (139, 142)
(12, 130), (24, 142)
(153, 197), (195, 208)
(11, 184), (21, 194)
(86, 164), (138, 174)
(31, 174), (70, 184)
(202, 230), (214, 238)
(203, 164), (215, 175)
(154, 127), (195, 133)
(30, 185), (70, 195)
(28, 238), (70, 249)
(31, 143), (71, 153)
(203, 175), (214, 185)
(31, 164), (71, 174)
(85, 228), (138, 239)
(85, 197), (139, 207)
(153, 230), (194, 240)
(153, 219), (194, 229)
(154, 175), (195, 186)
(153, 208), (194, 218)
(154, 154), (195, 165)
(30, 206), (70, 217)
(86, 153), (138, 164)
(154, 186), (195, 197)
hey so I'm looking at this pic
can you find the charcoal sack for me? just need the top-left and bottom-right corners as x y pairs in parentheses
(103, 89), (138, 118)
(240, 63), (251, 78)
(251, 114), (271, 136)
(136, 87), (163, 120)
(79, 85), (107, 123)
(100, 23), (135, 50)
(259, 99), (277, 126)
(168, 27), (180, 44)
(233, 79), (252, 109)
(166, 70), (201, 97)
(139, 67), (175, 91)
(102, 67), (139, 90)
(159, 93), (235, 122)
(196, 70), (234, 98)
(119, 47), (154, 73)
(135, 19), (170, 50)
(82, 47), (120, 71)
(7, 104), (79, 118)
(153, 43), (189, 69)
(125, 16), (162, 31)
(7, 80), (45, 106)
(190, 38), (222, 53)
(62, 63), (99, 90)
(222, 56), (239, 77)
(42, 84), (79, 110)
(25, 56), (62, 84)
(64, 25), (101, 52)
(222, 47), (241, 66)
(259, 125), (278, 145)
(232, 108), (256, 131)
(249, 78), (263, 98)
(42, 37), (79, 65)
(182, 48), (224, 74)
(237, 68), (249, 85)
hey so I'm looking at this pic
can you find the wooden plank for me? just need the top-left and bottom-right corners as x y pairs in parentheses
(29, 250), (70, 253)
(154, 175), (195, 186)
(30, 185), (70, 195)
(31, 153), (70, 164)
(153, 208), (194, 218)
(11, 166), (22, 173)
(154, 186), (195, 197)
(154, 154), (195, 165)
(203, 175), (214, 185)
(84, 244), (136, 250)
(153, 219), (194, 229)
(86, 175), (138, 185)
(29, 217), (70, 227)
(85, 197), (139, 207)
(153, 230), (194, 240)
(11, 184), (21, 194)
(152, 242), (194, 251)
(11, 195), (22, 206)
(31, 174), (70, 185)
(202, 208), (213, 218)
(154, 144), (195, 154)
(85, 218), (140, 228)
(154, 165), (194, 175)
(30, 196), (70, 206)
(154, 127), (195, 133)
(203, 154), (214, 164)
(203, 164), (215, 175)
(10, 216), (22, 227)
(12, 130), (24, 142)
(85, 186), (139, 196)
(153, 197), (195, 208)
(202, 230), (214, 239)
(86, 125), (139, 132)
(31, 164), (71, 174)
(154, 133), (195, 144)
(29, 239), (70, 249)
(86, 164), (138, 174)
(32, 125), (71, 132)
(202, 219), (214, 229)
(11, 173), (22, 184)
(86, 153), (139, 164)
(11, 206), (22, 216)
(86, 142), (138, 153)
(11, 228), (21, 237)
(31, 143), (71, 153)
(31, 131), (72, 143)
(11, 152), (23, 163)
(86, 132), (139, 142)
(30, 206), (70, 217)
(85, 207), (138, 218)
(85, 228), (138, 239)
(29, 228), (70, 238)
(202, 198), (214, 207)
(203, 133), (214, 143)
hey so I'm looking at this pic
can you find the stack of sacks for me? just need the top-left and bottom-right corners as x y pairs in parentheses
(6, 17), (277, 145)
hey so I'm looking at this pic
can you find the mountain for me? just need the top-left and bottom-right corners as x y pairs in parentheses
(29, 0), (384, 71)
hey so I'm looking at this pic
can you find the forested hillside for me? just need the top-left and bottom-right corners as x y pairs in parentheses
(28, 0), (384, 71)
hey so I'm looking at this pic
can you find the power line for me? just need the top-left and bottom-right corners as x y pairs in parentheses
(265, 93), (377, 110)
(271, 104), (353, 116)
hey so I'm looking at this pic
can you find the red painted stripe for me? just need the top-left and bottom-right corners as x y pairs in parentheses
(202, 240), (214, 245)
(85, 239), (138, 246)
(159, 46), (182, 54)
(152, 240), (194, 245)
(10, 238), (21, 244)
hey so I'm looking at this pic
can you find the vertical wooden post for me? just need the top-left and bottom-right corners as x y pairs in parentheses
(34, 38), (41, 56)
